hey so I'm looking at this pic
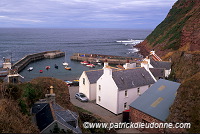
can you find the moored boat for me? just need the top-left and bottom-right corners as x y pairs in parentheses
(86, 64), (95, 68)
(27, 67), (33, 71)
(63, 51), (68, 66)
(46, 66), (50, 70)
(63, 62), (68, 66)
(55, 64), (58, 69)
(80, 61), (89, 65)
(65, 66), (71, 70)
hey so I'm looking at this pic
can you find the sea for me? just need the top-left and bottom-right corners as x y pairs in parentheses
(0, 28), (152, 81)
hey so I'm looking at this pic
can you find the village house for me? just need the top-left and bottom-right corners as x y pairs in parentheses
(129, 79), (180, 133)
(79, 60), (118, 101)
(96, 64), (156, 114)
(31, 86), (81, 133)
(79, 69), (103, 101)
(141, 50), (171, 78)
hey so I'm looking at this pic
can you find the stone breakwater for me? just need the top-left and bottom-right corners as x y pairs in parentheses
(70, 53), (142, 65)
(12, 50), (64, 72)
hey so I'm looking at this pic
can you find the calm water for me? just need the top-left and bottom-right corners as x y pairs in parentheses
(0, 28), (151, 81)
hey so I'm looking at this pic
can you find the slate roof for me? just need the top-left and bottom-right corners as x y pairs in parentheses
(130, 79), (180, 122)
(32, 102), (81, 133)
(85, 67), (118, 84)
(85, 69), (103, 84)
(112, 67), (156, 90)
(150, 59), (171, 70)
(35, 104), (54, 131)
(32, 102), (48, 114)
(149, 68), (165, 78)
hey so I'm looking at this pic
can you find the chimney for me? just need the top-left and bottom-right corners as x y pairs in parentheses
(103, 59), (109, 68)
(123, 59), (131, 69)
(150, 50), (155, 55)
(45, 86), (56, 103)
(141, 61), (149, 71)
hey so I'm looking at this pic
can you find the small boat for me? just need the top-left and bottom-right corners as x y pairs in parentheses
(80, 61), (89, 65)
(96, 59), (102, 65)
(63, 62), (68, 66)
(55, 64), (58, 69)
(63, 51), (68, 66)
(46, 66), (50, 70)
(86, 64), (95, 68)
(39, 70), (43, 73)
(65, 66), (71, 70)
(27, 67), (33, 71)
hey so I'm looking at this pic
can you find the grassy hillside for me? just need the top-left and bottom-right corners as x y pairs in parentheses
(167, 72), (200, 133)
(137, 0), (200, 57)
(0, 99), (39, 133)
(0, 77), (73, 133)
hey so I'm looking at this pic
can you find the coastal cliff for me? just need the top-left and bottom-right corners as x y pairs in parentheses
(136, 0), (200, 133)
(136, 0), (200, 58)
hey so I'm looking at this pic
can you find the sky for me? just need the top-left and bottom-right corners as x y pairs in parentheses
(0, 0), (177, 29)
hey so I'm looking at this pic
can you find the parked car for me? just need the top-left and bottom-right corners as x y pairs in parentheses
(75, 93), (88, 102)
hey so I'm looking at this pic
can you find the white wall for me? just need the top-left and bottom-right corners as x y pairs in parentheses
(165, 69), (171, 77)
(3, 62), (11, 69)
(117, 85), (150, 114)
(96, 73), (119, 114)
(90, 83), (97, 100)
(79, 72), (91, 100)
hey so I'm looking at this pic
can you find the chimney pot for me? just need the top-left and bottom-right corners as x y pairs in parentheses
(50, 86), (54, 94)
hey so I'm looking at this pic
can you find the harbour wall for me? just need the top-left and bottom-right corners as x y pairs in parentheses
(70, 53), (142, 65)
(12, 50), (64, 72)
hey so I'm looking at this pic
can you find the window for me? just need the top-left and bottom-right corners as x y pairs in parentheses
(98, 96), (101, 102)
(124, 102), (127, 109)
(83, 78), (85, 85)
(125, 90), (128, 97)
(137, 87), (141, 96)
(99, 85), (101, 91)
(137, 87), (140, 94)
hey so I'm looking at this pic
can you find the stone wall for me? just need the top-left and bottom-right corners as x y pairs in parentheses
(129, 107), (164, 133)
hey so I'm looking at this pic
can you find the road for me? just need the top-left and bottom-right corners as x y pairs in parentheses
(69, 86), (142, 133)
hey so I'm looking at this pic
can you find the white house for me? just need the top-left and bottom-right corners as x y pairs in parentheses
(79, 60), (118, 101)
(123, 59), (136, 69)
(141, 51), (171, 77)
(79, 69), (103, 101)
(96, 66), (156, 114)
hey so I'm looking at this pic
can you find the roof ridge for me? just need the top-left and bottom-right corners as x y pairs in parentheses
(49, 103), (57, 120)
(85, 69), (103, 72)
(113, 67), (143, 72)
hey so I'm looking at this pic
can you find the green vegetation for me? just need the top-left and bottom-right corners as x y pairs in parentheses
(146, 1), (194, 50)
(0, 77), (72, 133)
(168, 72), (200, 133)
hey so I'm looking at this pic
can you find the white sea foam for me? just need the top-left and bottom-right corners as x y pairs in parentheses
(127, 48), (139, 53)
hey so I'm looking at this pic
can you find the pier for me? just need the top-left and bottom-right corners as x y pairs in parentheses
(12, 50), (64, 72)
(70, 53), (142, 65)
